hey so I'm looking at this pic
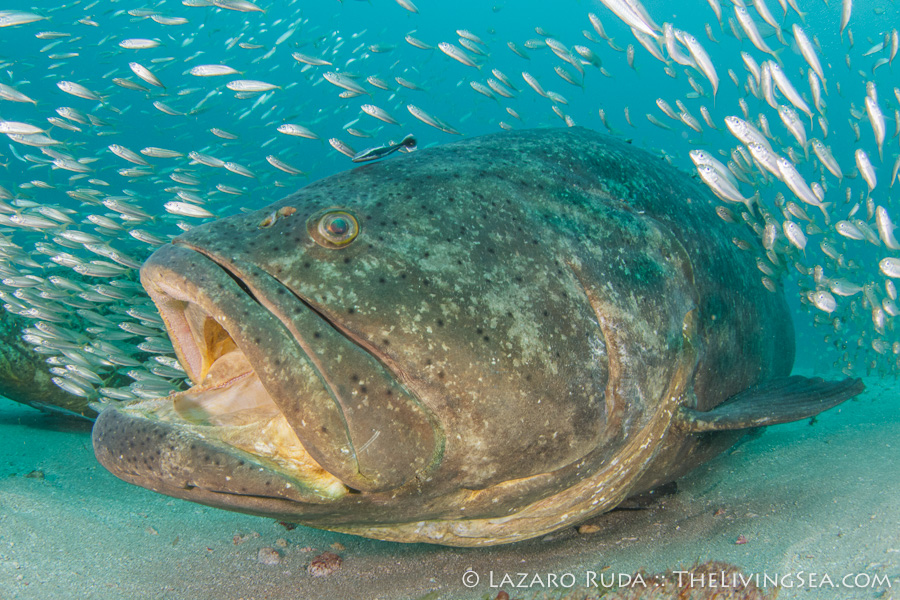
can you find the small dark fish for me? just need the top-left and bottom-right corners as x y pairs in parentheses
(351, 134), (416, 163)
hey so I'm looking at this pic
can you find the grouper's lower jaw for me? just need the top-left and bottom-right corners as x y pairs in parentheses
(91, 346), (349, 504)
(92, 401), (348, 509)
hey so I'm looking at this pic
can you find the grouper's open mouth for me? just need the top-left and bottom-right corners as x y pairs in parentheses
(93, 241), (438, 511)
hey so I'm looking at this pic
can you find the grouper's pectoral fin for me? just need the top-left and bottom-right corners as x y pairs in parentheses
(674, 375), (865, 433)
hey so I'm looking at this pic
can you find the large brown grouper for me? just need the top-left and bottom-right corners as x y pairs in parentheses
(92, 128), (863, 546)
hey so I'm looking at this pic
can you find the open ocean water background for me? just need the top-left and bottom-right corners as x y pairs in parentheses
(1, 0), (899, 598)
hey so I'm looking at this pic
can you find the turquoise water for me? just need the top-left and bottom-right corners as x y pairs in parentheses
(1, 0), (900, 598)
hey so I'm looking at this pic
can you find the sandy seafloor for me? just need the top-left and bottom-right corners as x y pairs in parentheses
(1, 365), (898, 600)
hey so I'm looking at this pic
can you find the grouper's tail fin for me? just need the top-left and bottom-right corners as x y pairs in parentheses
(675, 376), (864, 433)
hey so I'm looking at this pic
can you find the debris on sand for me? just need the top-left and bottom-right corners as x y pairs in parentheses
(257, 547), (281, 566)
(308, 551), (342, 577)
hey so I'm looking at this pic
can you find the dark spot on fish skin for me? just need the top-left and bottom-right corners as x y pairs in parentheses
(378, 277), (385, 284)
(313, 332), (321, 339)
(437, 371), (445, 379)
(303, 262), (311, 268)
(437, 319), (444, 327)
(382, 339), (390, 346)
(360, 386), (367, 394)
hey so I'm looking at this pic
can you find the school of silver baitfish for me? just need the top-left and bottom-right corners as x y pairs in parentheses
(0, 0), (897, 411)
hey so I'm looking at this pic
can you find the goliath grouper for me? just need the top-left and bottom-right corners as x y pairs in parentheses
(92, 128), (863, 546)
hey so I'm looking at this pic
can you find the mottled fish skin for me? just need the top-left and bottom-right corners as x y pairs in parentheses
(94, 129), (795, 546)
(0, 310), (91, 417)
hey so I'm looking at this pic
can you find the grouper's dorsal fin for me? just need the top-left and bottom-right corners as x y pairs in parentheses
(675, 376), (865, 433)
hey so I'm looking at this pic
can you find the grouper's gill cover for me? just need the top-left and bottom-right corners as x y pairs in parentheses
(90, 128), (852, 547)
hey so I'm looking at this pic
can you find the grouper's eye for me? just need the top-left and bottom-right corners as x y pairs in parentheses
(308, 209), (359, 248)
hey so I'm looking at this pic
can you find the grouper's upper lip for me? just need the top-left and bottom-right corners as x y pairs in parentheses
(140, 240), (440, 494)
(172, 237), (370, 411)
(171, 238), (405, 385)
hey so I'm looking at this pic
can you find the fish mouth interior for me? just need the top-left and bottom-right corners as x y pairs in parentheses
(122, 293), (348, 501)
